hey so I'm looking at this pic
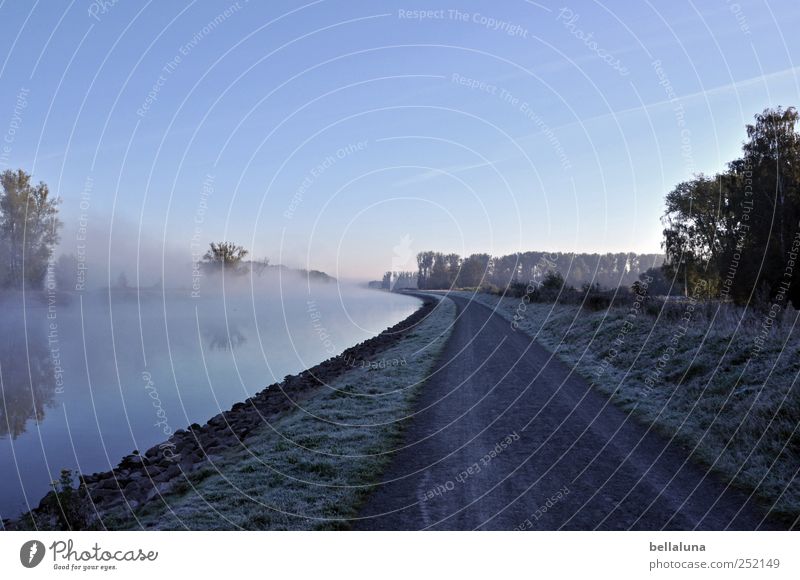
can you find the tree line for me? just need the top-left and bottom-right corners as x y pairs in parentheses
(379, 250), (663, 291)
(381, 107), (800, 309)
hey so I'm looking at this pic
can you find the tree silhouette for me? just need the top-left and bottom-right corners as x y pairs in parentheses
(201, 242), (249, 274)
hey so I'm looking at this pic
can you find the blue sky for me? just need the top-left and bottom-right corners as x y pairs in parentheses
(0, 0), (798, 280)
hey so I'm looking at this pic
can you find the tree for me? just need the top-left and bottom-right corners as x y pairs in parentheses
(740, 107), (800, 306)
(541, 270), (566, 291)
(201, 241), (248, 274)
(416, 251), (434, 289)
(457, 253), (491, 288)
(661, 174), (725, 297)
(0, 169), (61, 289)
(633, 266), (675, 296)
(661, 107), (800, 306)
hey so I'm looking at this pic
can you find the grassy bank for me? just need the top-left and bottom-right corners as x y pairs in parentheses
(104, 294), (456, 530)
(454, 291), (800, 518)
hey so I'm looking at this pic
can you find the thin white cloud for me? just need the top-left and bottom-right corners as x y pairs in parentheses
(390, 160), (498, 187)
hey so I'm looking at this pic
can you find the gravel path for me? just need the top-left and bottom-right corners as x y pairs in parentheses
(356, 294), (789, 530)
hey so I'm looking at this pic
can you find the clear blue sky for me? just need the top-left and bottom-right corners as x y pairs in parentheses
(1, 0), (798, 280)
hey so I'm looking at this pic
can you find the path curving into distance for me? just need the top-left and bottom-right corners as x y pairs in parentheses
(356, 294), (791, 530)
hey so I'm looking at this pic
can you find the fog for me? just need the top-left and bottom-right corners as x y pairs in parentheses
(0, 260), (419, 518)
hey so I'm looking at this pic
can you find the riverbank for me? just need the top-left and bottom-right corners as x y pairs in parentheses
(7, 293), (456, 530)
(453, 291), (800, 519)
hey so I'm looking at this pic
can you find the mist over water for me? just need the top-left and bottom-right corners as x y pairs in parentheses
(0, 275), (419, 518)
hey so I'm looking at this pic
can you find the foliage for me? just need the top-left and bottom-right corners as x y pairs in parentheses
(662, 107), (800, 307)
(633, 266), (676, 296)
(0, 169), (61, 289)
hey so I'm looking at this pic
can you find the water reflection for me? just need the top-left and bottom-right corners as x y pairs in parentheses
(0, 286), (420, 518)
(0, 299), (56, 439)
(202, 320), (248, 352)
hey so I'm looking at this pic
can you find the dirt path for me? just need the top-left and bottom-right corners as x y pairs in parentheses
(356, 294), (789, 530)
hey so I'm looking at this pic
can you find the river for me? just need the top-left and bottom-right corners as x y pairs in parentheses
(0, 283), (419, 519)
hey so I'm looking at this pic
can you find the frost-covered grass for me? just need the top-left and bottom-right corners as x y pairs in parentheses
(109, 295), (456, 530)
(453, 291), (800, 518)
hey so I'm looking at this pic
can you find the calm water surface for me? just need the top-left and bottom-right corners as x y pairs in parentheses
(0, 284), (419, 518)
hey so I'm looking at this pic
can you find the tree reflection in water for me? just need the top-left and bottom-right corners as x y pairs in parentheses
(0, 297), (56, 439)
(202, 320), (248, 352)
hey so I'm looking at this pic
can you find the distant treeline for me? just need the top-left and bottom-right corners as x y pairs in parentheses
(379, 107), (800, 310)
(380, 251), (664, 291)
